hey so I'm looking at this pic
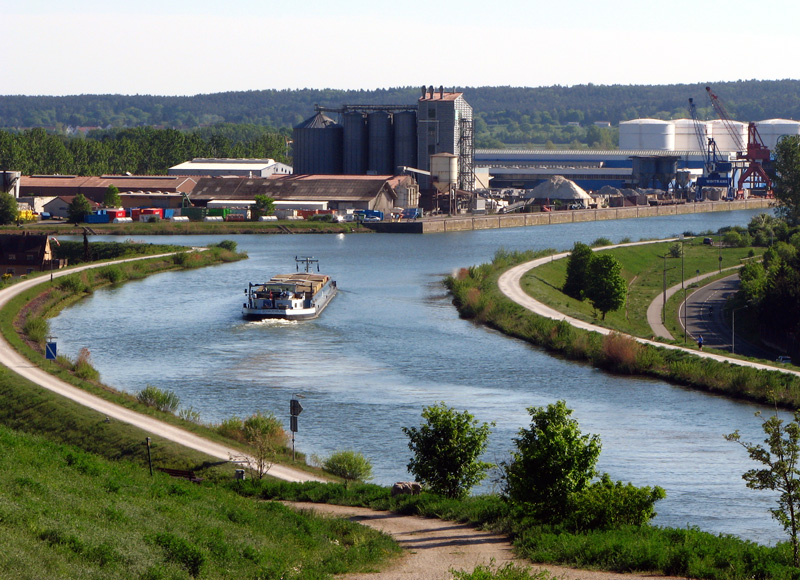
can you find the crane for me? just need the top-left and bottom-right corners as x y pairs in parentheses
(705, 86), (772, 198)
(688, 97), (731, 200)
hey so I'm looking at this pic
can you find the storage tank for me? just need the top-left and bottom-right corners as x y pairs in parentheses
(672, 118), (709, 152)
(343, 111), (368, 175)
(367, 111), (394, 175)
(619, 119), (674, 150)
(430, 153), (458, 193)
(755, 119), (800, 150)
(708, 119), (747, 153)
(292, 112), (343, 174)
(393, 110), (417, 173)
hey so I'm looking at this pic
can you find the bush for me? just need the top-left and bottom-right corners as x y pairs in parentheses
(215, 240), (237, 252)
(590, 237), (613, 247)
(97, 265), (124, 284)
(73, 348), (100, 381)
(57, 274), (87, 294)
(137, 385), (180, 413)
(323, 450), (373, 487)
(23, 315), (49, 344)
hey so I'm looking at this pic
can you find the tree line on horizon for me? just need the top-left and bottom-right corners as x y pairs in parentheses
(1, 79), (799, 150)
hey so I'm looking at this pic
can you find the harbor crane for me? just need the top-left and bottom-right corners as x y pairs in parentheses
(688, 97), (731, 200)
(704, 86), (772, 198)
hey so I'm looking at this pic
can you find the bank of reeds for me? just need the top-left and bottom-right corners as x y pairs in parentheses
(445, 249), (800, 409)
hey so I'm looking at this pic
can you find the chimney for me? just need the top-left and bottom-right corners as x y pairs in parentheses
(421, 85), (426, 98)
(428, 85), (434, 98)
(439, 85), (444, 98)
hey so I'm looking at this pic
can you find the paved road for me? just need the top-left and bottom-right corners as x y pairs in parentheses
(498, 244), (800, 378)
(0, 253), (327, 483)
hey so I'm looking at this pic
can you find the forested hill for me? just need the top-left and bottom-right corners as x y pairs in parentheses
(2, 79), (799, 131)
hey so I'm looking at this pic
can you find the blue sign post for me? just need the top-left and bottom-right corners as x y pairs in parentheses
(45, 341), (57, 360)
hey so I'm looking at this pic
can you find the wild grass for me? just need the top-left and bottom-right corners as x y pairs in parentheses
(0, 424), (400, 580)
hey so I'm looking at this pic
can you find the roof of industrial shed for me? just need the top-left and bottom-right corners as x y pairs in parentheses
(20, 175), (199, 194)
(419, 91), (463, 102)
(190, 175), (411, 202)
(170, 158), (278, 171)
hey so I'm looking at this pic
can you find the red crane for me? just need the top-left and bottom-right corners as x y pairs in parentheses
(705, 86), (772, 198)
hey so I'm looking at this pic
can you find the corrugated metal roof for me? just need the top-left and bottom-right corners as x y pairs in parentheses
(294, 113), (340, 130)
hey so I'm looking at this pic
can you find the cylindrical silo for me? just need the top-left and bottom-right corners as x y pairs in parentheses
(620, 119), (674, 151)
(367, 111), (394, 175)
(393, 110), (417, 173)
(709, 120), (747, 153)
(292, 112), (343, 175)
(672, 118), (709, 152)
(755, 119), (800, 150)
(343, 111), (368, 175)
(430, 153), (458, 193)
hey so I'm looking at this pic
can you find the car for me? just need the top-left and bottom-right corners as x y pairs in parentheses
(777, 356), (792, 364)
(703, 237), (713, 245)
(362, 215), (381, 222)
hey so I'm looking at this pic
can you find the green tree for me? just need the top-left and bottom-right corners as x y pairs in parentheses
(103, 184), (121, 208)
(585, 253), (627, 319)
(253, 194), (275, 220)
(323, 450), (373, 488)
(67, 193), (93, 224)
(0, 191), (19, 225)
(503, 400), (601, 521)
(726, 410), (800, 566)
(562, 242), (594, 300)
(774, 135), (800, 226)
(402, 403), (493, 499)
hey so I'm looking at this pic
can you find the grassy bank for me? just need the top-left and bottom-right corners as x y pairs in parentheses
(446, 248), (800, 408)
(0, 424), (400, 580)
(232, 479), (800, 580)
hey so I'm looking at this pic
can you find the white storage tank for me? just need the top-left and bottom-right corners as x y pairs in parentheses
(755, 119), (800, 150)
(672, 118), (709, 152)
(619, 119), (674, 151)
(430, 153), (458, 193)
(709, 119), (747, 152)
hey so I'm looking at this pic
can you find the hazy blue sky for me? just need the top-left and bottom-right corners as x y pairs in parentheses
(4, 0), (799, 96)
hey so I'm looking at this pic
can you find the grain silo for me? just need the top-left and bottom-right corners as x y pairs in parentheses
(393, 110), (417, 173)
(619, 119), (674, 150)
(672, 118), (709, 152)
(755, 119), (800, 150)
(343, 111), (368, 175)
(709, 119), (747, 153)
(367, 111), (394, 175)
(293, 112), (343, 174)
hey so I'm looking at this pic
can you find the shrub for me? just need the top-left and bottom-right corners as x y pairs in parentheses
(601, 332), (640, 373)
(97, 265), (124, 284)
(172, 252), (189, 266)
(323, 450), (373, 487)
(216, 240), (237, 252)
(58, 274), (86, 294)
(74, 348), (100, 381)
(590, 237), (613, 247)
(23, 315), (49, 344)
(137, 385), (180, 413)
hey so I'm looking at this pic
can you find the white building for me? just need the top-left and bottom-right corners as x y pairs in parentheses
(168, 158), (292, 177)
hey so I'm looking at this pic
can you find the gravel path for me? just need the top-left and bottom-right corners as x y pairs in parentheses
(285, 502), (683, 580)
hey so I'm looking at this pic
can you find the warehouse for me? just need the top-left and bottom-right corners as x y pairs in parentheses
(168, 158), (292, 177)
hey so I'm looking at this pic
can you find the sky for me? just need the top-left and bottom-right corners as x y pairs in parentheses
(3, 0), (800, 96)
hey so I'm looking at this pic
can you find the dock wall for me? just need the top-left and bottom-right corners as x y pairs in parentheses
(384, 199), (773, 234)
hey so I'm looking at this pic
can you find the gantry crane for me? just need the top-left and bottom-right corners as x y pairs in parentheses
(688, 97), (731, 200)
(705, 86), (772, 198)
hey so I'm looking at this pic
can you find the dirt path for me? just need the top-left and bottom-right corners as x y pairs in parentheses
(285, 502), (682, 580)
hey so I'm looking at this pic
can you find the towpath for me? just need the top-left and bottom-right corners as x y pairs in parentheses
(0, 251), (326, 483)
(497, 242), (800, 378)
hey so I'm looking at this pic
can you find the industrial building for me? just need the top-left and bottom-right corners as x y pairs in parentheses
(19, 175), (198, 203)
(292, 86), (474, 193)
(168, 158), (292, 177)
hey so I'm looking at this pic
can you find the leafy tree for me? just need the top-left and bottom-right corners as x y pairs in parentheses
(67, 193), (93, 224)
(502, 401), (601, 521)
(253, 194), (275, 219)
(774, 135), (800, 226)
(231, 412), (287, 480)
(0, 191), (19, 225)
(727, 410), (800, 566)
(562, 242), (594, 300)
(585, 253), (627, 319)
(103, 184), (121, 208)
(402, 402), (493, 499)
(323, 450), (373, 488)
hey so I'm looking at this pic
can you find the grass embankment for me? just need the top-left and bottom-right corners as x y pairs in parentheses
(6, 218), (370, 236)
(446, 248), (800, 408)
(522, 238), (761, 338)
(0, 424), (400, 580)
(231, 480), (800, 580)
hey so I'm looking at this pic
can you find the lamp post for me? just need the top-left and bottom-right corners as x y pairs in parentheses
(683, 286), (688, 344)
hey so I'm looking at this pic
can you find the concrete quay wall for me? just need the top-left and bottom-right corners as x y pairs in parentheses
(416, 199), (772, 234)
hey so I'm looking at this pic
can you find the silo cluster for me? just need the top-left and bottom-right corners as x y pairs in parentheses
(755, 119), (800, 150)
(294, 109), (418, 176)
